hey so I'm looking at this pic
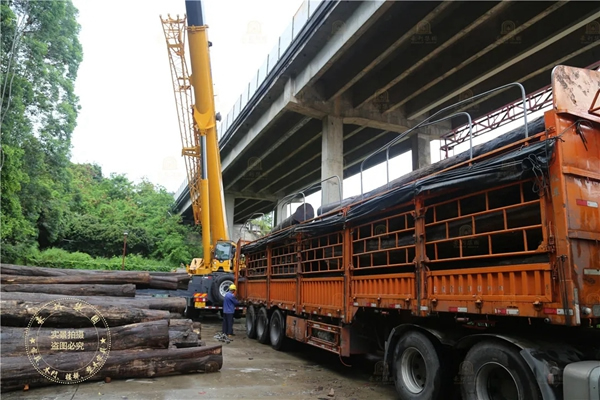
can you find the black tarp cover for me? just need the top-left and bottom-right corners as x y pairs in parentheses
(241, 135), (556, 254)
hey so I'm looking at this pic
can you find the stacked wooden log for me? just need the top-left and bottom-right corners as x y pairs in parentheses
(0, 263), (191, 290)
(0, 264), (218, 393)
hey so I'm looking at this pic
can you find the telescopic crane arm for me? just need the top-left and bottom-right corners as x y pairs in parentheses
(185, 0), (229, 244)
(161, 1), (234, 275)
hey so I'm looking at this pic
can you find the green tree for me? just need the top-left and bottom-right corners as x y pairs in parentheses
(250, 212), (273, 236)
(61, 165), (202, 265)
(1, 1), (200, 269)
(1, 0), (83, 262)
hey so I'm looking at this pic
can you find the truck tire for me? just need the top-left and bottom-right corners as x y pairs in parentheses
(393, 330), (446, 400)
(269, 309), (287, 351)
(246, 305), (257, 339)
(211, 273), (234, 304)
(256, 307), (270, 344)
(460, 340), (542, 400)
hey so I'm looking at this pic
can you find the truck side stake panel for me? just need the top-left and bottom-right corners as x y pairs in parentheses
(236, 65), (600, 400)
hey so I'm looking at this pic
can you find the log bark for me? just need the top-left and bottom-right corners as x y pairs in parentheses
(0, 263), (94, 276)
(0, 292), (186, 314)
(0, 300), (170, 328)
(0, 264), (153, 277)
(147, 275), (178, 290)
(169, 328), (199, 348)
(0, 320), (169, 357)
(1, 273), (151, 286)
(169, 319), (201, 336)
(0, 283), (136, 297)
(142, 273), (191, 290)
(0, 345), (223, 392)
(0, 264), (190, 289)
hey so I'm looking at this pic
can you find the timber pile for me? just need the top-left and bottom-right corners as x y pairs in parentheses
(0, 263), (191, 290)
(0, 264), (218, 393)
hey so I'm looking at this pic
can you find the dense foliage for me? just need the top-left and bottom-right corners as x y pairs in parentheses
(1, 0), (201, 269)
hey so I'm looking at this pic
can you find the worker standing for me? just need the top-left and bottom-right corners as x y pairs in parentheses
(222, 284), (239, 339)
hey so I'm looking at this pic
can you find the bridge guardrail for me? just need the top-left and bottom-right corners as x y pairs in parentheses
(217, 0), (323, 140)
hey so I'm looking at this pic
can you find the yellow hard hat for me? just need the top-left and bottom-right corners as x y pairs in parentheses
(229, 284), (237, 291)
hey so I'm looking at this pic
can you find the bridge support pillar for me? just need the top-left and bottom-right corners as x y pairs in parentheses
(275, 201), (289, 226)
(225, 194), (236, 242)
(411, 132), (431, 171)
(321, 115), (343, 208)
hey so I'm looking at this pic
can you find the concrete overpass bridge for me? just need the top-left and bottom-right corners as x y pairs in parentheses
(174, 0), (600, 238)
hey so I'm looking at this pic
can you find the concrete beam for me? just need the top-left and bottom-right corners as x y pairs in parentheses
(294, 0), (392, 96)
(223, 116), (313, 190)
(355, 1), (511, 110)
(225, 191), (279, 202)
(239, 125), (322, 192)
(259, 149), (321, 195)
(328, 1), (456, 101)
(220, 78), (296, 173)
(405, 4), (599, 119)
(177, 197), (192, 217)
(234, 200), (276, 225)
(272, 129), (392, 196)
(383, 0), (548, 115)
(287, 87), (413, 134)
(250, 127), (372, 198)
(432, 39), (600, 117)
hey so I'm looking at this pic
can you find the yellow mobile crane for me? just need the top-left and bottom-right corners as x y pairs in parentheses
(160, 1), (243, 315)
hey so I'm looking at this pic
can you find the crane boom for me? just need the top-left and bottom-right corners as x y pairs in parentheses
(161, 1), (235, 277)
(184, 0), (229, 244)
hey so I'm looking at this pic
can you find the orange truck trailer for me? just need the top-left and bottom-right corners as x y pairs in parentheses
(235, 65), (600, 400)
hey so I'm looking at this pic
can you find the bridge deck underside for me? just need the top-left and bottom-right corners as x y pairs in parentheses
(183, 1), (600, 225)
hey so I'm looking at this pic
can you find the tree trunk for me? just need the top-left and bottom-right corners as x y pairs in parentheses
(0, 292), (186, 314)
(0, 264), (151, 277)
(0, 283), (136, 297)
(169, 329), (200, 348)
(0, 300), (170, 328)
(0, 320), (169, 357)
(169, 319), (201, 335)
(0, 263), (95, 276)
(147, 275), (178, 290)
(141, 273), (191, 290)
(0, 345), (223, 392)
(1, 273), (151, 286)
(0, 264), (190, 289)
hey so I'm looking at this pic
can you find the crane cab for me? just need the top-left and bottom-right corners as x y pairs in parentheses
(187, 239), (236, 275)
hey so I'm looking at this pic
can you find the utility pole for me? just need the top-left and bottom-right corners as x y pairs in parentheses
(121, 232), (128, 270)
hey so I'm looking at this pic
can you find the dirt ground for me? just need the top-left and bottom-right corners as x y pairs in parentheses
(3, 317), (398, 400)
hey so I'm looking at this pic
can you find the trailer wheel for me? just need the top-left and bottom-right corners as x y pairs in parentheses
(246, 305), (257, 339)
(393, 331), (446, 400)
(255, 307), (270, 344)
(269, 309), (287, 351)
(460, 340), (542, 400)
